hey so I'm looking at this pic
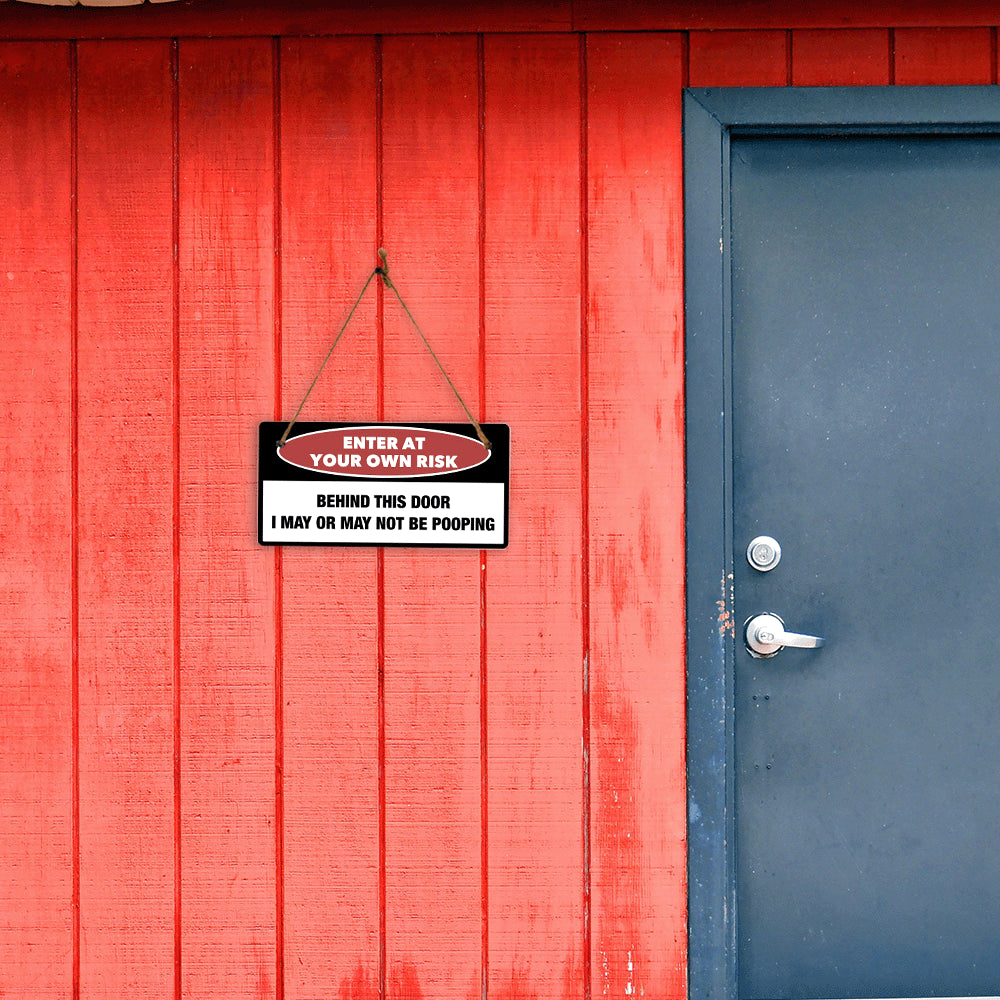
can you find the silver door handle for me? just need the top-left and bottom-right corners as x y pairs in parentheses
(745, 613), (824, 658)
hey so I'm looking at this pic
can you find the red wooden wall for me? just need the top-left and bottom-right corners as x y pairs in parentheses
(0, 2), (993, 997)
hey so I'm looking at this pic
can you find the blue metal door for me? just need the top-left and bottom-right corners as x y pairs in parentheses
(686, 89), (1000, 1000)
(733, 133), (1000, 998)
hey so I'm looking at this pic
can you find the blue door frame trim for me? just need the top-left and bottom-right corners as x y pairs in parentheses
(683, 85), (1000, 1000)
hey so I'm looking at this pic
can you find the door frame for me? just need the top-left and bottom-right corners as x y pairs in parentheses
(683, 85), (1000, 1000)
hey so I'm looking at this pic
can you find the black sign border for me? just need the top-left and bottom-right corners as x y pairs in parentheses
(258, 421), (510, 549)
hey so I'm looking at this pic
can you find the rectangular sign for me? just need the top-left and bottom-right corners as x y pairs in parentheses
(258, 422), (509, 548)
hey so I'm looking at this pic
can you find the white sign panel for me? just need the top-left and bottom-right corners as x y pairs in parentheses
(258, 422), (509, 548)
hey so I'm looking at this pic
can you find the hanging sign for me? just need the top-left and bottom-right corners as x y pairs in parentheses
(258, 422), (509, 548)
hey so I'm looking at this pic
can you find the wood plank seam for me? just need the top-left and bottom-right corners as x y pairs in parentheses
(171, 35), (182, 1000)
(477, 31), (489, 1000)
(376, 39), (387, 1000)
(579, 30), (593, 1000)
(272, 32), (285, 1000)
(70, 36), (81, 1000)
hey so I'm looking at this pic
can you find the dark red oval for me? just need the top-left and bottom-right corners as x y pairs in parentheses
(277, 425), (490, 478)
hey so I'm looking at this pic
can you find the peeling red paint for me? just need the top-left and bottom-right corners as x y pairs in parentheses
(388, 962), (425, 1000)
(335, 965), (378, 1000)
(333, 962), (425, 1000)
(717, 601), (733, 637)
(718, 573), (736, 637)
(490, 968), (541, 1000)
(593, 674), (646, 998)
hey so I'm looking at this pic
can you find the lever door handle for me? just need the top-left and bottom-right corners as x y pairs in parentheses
(745, 613), (824, 658)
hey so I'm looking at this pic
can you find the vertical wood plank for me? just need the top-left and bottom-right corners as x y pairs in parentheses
(483, 32), (585, 999)
(380, 33), (484, 1000)
(0, 40), (74, 998)
(76, 39), (176, 998)
(178, 38), (277, 998)
(586, 33), (688, 1000)
(688, 29), (789, 86)
(894, 27), (993, 83)
(791, 29), (890, 84)
(279, 36), (381, 999)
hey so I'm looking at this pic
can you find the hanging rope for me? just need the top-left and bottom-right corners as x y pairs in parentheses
(278, 249), (490, 451)
(277, 266), (380, 447)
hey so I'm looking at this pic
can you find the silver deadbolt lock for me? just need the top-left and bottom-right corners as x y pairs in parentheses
(745, 613), (824, 658)
(747, 535), (781, 572)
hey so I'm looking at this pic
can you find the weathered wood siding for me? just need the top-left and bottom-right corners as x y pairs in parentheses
(0, 3), (993, 996)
